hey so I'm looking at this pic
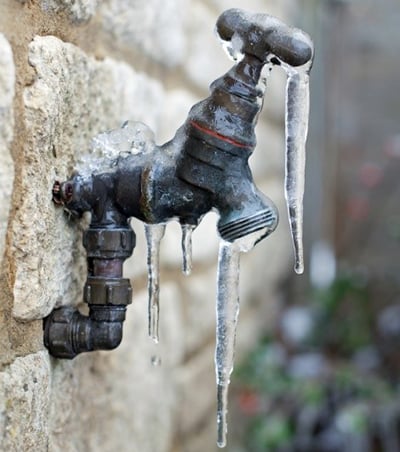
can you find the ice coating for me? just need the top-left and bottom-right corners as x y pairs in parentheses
(76, 121), (156, 178)
(216, 9), (312, 67)
(215, 229), (268, 448)
(215, 241), (240, 448)
(283, 59), (312, 274)
(181, 223), (195, 276)
(217, 10), (284, 63)
(220, 31), (244, 62)
(92, 121), (155, 156)
(145, 223), (166, 343)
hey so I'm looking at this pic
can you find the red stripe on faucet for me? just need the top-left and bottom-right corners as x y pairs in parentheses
(190, 120), (252, 149)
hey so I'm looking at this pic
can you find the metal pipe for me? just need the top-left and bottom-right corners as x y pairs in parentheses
(44, 226), (135, 359)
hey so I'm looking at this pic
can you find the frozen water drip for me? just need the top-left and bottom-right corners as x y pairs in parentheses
(181, 223), (195, 276)
(215, 241), (240, 448)
(283, 54), (313, 275)
(151, 355), (162, 367)
(145, 223), (166, 343)
(215, 230), (269, 448)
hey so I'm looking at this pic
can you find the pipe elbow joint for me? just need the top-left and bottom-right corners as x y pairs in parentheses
(97, 325), (123, 350)
(44, 305), (127, 359)
(88, 311), (124, 351)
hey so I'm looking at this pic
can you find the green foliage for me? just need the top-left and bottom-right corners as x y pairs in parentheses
(232, 270), (398, 450)
(233, 337), (394, 451)
(235, 340), (290, 397)
(310, 271), (372, 354)
(248, 415), (292, 452)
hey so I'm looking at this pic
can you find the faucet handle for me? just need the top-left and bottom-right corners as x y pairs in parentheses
(216, 8), (313, 68)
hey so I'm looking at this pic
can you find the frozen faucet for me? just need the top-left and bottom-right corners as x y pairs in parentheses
(44, 8), (313, 447)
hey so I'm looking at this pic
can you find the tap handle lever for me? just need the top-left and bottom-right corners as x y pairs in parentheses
(216, 8), (313, 68)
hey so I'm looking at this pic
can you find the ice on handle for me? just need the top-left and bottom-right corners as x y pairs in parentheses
(216, 8), (313, 67)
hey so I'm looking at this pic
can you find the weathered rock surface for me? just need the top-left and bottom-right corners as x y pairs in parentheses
(0, 34), (15, 259)
(0, 352), (51, 452)
(38, 0), (100, 22)
(99, 0), (187, 67)
(10, 36), (163, 321)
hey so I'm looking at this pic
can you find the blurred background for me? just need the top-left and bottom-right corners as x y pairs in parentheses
(230, 0), (400, 450)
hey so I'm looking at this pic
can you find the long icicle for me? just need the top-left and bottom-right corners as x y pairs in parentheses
(181, 223), (195, 276)
(215, 241), (241, 448)
(214, 230), (270, 448)
(145, 223), (166, 343)
(284, 67), (311, 274)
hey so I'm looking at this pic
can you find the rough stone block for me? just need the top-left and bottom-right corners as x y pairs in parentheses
(208, 0), (292, 20)
(250, 119), (285, 180)
(0, 352), (51, 452)
(175, 344), (217, 435)
(38, 0), (99, 22)
(10, 35), (163, 320)
(184, 1), (232, 92)
(0, 34), (15, 259)
(180, 268), (218, 357)
(179, 413), (219, 452)
(99, 0), (187, 67)
(48, 285), (184, 452)
(158, 89), (197, 144)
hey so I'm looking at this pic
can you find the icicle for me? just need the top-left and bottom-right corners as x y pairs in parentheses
(283, 62), (312, 274)
(215, 241), (240, 448)
(181, 223), (195, 276)
(215, 230), (267, 448)
(144, 223), (166, 343)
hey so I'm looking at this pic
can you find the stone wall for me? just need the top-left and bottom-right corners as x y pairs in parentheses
(0, 1), (293, 451)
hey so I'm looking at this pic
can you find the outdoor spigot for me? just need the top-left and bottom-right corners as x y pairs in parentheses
(44, 8), (313, 361)
(216, 8), (314, 273)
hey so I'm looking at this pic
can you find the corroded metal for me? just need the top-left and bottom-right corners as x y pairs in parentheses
(44, 225), (135, 359)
